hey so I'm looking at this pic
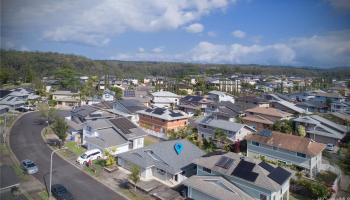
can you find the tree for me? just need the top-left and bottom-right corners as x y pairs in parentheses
(214, 129), (226, 144)
(273, 120), (293, 134)
(104, 151), (116, 167)
(297, 125), (306, 137)
(202, 138), (216, 152)
(52, 116), (68, 143)
(55, 65), (79, 90)
(110, 87), (123, 100)
(37, 103), (57, 124)
(128, 165), (140, 191)
(177, 90), (188, 96)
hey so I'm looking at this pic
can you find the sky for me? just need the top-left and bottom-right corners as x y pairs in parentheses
(1, 0), (350, 68)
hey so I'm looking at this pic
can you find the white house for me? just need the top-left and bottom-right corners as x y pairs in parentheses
(208, 91), (235, 104)
(151, 91), (180, 108)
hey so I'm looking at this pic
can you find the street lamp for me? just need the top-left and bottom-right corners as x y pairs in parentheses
(49, 147), (67, 198)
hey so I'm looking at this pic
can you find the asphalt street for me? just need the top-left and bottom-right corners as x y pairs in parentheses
(9, 111), (127, 200)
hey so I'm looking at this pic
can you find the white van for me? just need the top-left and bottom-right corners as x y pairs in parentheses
(76, 149), (102, 165)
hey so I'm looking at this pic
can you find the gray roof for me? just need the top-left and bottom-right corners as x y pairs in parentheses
(118, 139), (205, 174)
(182, 176), (253, 200)
(71, 105), (98, 118)
(151, 91), (179, 97)
(115, 99), (146, 114)
(52, 90), (78, 95)
(137, 107), (188, 121)
(193, 152), (292, 192)
(199, 116), (255, 132)
(85, 127), (128, 148)
(0, 96), (26, 106)
(86, 119), (113, 130)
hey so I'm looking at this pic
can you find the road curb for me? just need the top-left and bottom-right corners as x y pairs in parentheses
(40, 128), (132, 200)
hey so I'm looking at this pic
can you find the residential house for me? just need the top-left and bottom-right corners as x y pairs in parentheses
(193, 152), (292, 200)
(137, 107), (189, 134)
(331, 101), (350, 114)
(219, 79), (241, 94)
(246, 130), (325, 177)
(207, 91), (235, 104)
(205, 101), (244, 122)
(197, 116), (256, 142)
(83, 117), (147, 155)
(266, 94), (308, 115)
(0, 105), (9, 115)
(118, 139), (205, 186)
(242, 107), (293, 131)
(112, 99), (146, 124)
(293, 115), (349, 145)
(101, 89), (115, 101)
(178, 95), (213, 114)
(296, 101), (328, 113)
(0, 88), (40, 109)
(314, 92), (345, 104)
(235, 96), (270, 110)
(151, 91), (180, 108)
(52, 90), (80, 108)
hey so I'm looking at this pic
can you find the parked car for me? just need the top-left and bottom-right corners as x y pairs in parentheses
(47, 138), (63, 147)
(51, 184), (73, 200)
(21, 159), (38, 174)
(76, 149), (102, 165)
(326, 143), (335, 151)
(15, 107), (28, 112)
(20, 105), (35, 111)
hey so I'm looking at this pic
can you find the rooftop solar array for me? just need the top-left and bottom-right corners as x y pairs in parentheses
(169, 110), (184, 117)
(267, 167), (292, 185)
(109, 118), (137, 134)
(259, 129), (272, 137)
(215, 156), (234, 169)
(153, 108), (166, 115)
(258, 161), (275, 173)
(231, 160), (258, 182)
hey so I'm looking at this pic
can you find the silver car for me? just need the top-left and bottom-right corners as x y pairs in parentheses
(21, 159), (39, 174)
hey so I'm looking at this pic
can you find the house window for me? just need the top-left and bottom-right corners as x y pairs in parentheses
(273, 146), (278, 150)
(252, 141), (260, 146)
(175, 174), (178, 182)
(260, 194), (267, 200)
(297, 152), (306, 158)
(202, 167), (211, 174)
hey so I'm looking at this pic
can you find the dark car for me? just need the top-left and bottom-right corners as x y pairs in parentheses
(15, 107), (28, 112)
(51, 184), (73, 200)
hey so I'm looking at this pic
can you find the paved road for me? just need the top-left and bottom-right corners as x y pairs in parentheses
(10, 111), (127, 200)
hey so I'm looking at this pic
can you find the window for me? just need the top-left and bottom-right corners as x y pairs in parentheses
(252, 141), (260, 146)
(260, 194), (267, 200)
(202, 167), (211, 174)
(174, 174), (178, 182)
(273, 146), (278, 150)
(297, 152), (306, 158)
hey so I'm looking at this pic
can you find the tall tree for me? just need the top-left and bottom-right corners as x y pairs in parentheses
(52, 116), (68, 143)
(128, 165), (140, 191)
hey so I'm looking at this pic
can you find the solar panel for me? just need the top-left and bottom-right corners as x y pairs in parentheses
(109, 118), (137, 134)
(215, 156), (234, 169)
(169, 112), (183, 117)
(153, 108), (165, 115)
(267, 167), (292, 185)
(259, 129), (272, 137)
(258, 161), (275, 173)
(145, 108), (153, 113)
(231, 160), (258, 182)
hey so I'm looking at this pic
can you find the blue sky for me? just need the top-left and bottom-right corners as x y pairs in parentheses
(2, 0), (350, 67)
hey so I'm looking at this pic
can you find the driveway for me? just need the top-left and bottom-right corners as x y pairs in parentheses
(9, 111), (127, 200)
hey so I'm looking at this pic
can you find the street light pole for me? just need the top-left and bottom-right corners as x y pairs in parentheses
(49, 147), (67, 198)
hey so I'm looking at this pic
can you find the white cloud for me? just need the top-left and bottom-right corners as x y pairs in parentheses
(7, 0), (234, 46)
(138, 47), (145, 53)
(207, 31), (217, 37)
(185, 23), (204, 33)
(232, 30), (246, 38)
(152, 47), (164, 53)
(110, 30), (350, 67)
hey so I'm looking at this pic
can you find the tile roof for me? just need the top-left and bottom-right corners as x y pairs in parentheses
(182, 176), (253, 200)
(245, 131), (326, 156)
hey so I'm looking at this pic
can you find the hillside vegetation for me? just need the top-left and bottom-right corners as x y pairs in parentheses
(1, 50), (349, 85)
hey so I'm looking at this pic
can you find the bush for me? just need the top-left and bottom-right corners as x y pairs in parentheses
(295, 179), (331, 199)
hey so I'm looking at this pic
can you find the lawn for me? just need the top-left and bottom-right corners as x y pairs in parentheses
(144, 135), (159, 146)
(65, 141), (85, 155)
(38, 191), (49, 200)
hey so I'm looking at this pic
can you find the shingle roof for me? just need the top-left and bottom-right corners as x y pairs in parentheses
(245, 106), (293, 118)
(118, 139), (205, 174)
(182, 176), (253, 200)
(85, 127), (128, 148)
(245, 131), (326, 156)
(193, 152), (292, 192)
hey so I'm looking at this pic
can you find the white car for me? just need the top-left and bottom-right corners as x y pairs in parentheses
(76, 149), (102, 165)
(325, 143), (335, 151)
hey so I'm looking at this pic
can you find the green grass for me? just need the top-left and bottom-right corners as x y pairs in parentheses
(0, 144), (10, 155)
(289, 192), (310, 200)
(65, 141), (85, 155)
(84, 164), (102, 177)
(23, 192), (34, 200)
(38, 190), (49, 200)
(144, 136), (158, 146)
